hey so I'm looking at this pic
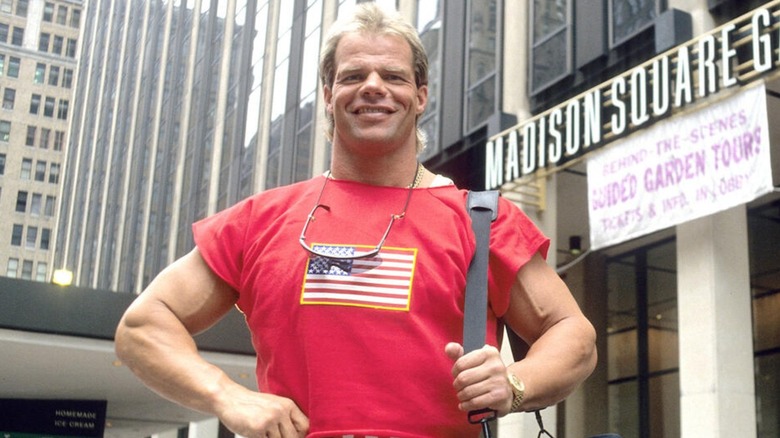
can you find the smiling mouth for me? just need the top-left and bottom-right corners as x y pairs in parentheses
(355, 107), (392, 114)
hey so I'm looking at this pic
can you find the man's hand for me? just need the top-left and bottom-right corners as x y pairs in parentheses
(445, 343), (514, 416)
(215, 384), (309, 438)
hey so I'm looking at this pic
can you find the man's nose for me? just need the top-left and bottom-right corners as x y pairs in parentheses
(361, 72), (386, 95)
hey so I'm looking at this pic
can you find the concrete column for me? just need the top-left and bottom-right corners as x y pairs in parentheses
(677, 205), (756, 437)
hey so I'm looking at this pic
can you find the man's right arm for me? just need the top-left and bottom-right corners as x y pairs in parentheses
(115, 248), (309, 437)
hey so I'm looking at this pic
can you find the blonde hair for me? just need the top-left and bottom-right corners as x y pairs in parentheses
(319, 3), (429, 152)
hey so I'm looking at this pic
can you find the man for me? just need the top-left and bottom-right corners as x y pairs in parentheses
(115, 4), (597, 437)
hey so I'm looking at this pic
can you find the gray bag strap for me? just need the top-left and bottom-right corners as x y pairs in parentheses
(464, 190), (500, 431)
(463, 190), (499, 354)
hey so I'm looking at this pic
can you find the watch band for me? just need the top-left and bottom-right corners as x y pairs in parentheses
(507, 372), (525, 412)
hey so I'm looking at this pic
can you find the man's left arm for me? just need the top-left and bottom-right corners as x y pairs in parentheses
(447, 252), (597, 416)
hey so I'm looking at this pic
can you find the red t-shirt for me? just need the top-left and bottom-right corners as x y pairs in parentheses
(193, 176), (549, 437)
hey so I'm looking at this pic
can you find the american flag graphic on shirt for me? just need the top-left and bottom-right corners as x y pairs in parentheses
(300, 244), (417, 311)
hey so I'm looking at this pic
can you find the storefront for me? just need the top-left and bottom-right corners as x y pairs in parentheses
(487, 3), (780, 437)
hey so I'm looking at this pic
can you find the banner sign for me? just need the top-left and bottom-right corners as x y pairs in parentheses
(0, 399), (106, 438)
(587, 84), (773, 250)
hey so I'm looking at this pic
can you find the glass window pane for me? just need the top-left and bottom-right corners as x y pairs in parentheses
(533, 0), (567, 39)
(6, 258), (18, 277)
(21, 260), (33, 279)
(649, 373), (680, 437)
(530, 0), (571, 94)
(35, 161), (46, 181)
(609, 380), (639, 437)
(532, 29), (568, 91)
(26, 226), (38, 248)
(608, 255), (638, 380)
(0, 120), (11, 141)
(466, 75), (495, 131)
(11, 224), (23, 246)
(34, 63), (46, 83)
(8, 57), (20, 77)
(26, 125), (36, 146)
(36, 262), (48, 282)
(11, 27), (23, 45)
(647, 243), (678, 374)
(611, 0), (657, 45)
(756, 354), (780, 437)
(31, 193), (42, 215)
(43, 2), (54, 21)
(40, 228), (51, 250)
(16, 191), (28, 212)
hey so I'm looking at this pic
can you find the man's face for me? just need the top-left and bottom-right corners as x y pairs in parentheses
(323, 32), (428, 156)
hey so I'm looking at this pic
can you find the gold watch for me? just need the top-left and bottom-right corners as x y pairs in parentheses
(507, 372), (525, 413)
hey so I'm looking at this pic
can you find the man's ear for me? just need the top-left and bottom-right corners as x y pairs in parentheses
(415, 84), (428, 116)
(323, 85), (333, 114)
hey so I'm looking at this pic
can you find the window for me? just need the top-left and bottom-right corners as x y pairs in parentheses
(34, 160), (46, 181)
(606, 240), (680, 437)
(6, 258), (18, 278)
(15, 190), (27, 212)
(16, 0), (29, 17)
(43, 2), (54, 22)
(7, 56), (20, 77)
(610, 0), (660, 47)
(0, 120), (10, 141)
(36, 262), (47, 281)
(53, 130), (64, 150)
(70, 9), (81, 28)
(48, 66), (60, 86)
(11, 26), (23, 45)
(40, 128), (50, 149)
(2, 88), (15, 110)
(52, 35), (63, 55)
(38, 32), (50, 52)
(25, 125), (36, 146)
(30, 94), (41, 114)
(0, 54), (4, 76)
(40, 228), (51, 250)
(57, 99), (68, 120)
(21, 260), (32, 279)
(0, 23), (8, 43)
(56, 5), (67, 25)
(34, 63), (46, 84)
(0, 0), (10, 13)
(30, 193), (41, 215)
(25, 226), (37, 248)
(44, 97), (55, 117)
(66, 38), (77, 58)
(11, 224), (23, 246)
(62, 68), (73, 88)
(20, 158), (31, 179)
(49, 162), (59, 184)
(0, 153), (5, 174)
(530, 0), (573, 94)
(44, 195), (55, 217)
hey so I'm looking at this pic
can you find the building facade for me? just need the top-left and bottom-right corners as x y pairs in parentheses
(51, 0), (778, 437)
(0, 0), (80, 282)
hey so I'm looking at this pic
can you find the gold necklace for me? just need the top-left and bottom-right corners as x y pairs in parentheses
(327, 163), (423, 188)
(409, 163), (424, 188)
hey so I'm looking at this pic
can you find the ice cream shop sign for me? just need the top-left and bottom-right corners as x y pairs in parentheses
(485, 2), (780, 189)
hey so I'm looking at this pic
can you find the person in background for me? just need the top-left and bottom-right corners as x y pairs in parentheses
(115, 4), (597, 437)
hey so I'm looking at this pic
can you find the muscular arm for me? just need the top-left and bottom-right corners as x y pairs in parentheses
(448, 252), (597, 415)
(502, 252), (597, 410)
(115, 249), (309, 437)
